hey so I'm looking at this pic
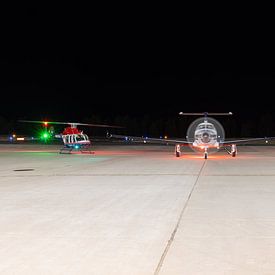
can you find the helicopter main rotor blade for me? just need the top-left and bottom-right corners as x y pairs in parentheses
(18, 120), (61, 124)
(74, 123), (123, 128)
(18, 120), (123, 128)
(19, 120), (74, 125)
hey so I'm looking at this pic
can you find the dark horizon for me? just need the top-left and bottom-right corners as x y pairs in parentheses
(1, 56), (275, 137)
(1, 59), (274, 117)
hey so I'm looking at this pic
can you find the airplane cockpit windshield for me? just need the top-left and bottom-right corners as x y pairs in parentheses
(198, 124), (214, 130)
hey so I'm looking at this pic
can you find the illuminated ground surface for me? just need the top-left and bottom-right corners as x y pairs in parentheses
(1, 144), (275, 274)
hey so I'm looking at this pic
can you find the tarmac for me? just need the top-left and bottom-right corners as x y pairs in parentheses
(1, 143), (275, 274)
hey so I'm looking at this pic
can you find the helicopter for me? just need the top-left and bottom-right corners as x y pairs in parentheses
(19, 120), (122, 154)
(108, 112), (274, 159)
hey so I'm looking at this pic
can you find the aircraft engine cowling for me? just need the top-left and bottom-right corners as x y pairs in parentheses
(186, 117), (225, 155)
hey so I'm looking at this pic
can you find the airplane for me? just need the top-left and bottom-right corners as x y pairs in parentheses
(108, 112), (274, 159)
(19, 120), (122, 154)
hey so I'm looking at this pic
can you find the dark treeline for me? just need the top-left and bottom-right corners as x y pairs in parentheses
(1, 113), (274, 138)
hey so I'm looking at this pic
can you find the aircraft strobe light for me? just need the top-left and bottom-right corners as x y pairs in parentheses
(43, 122), (48, 126)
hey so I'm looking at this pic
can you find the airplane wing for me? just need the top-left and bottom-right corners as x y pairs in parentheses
(109, 134), (275, 146)
(223, 137), (275, 145)
(108, 134), (192, 145)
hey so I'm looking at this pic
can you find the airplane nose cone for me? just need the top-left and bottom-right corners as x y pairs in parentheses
(202, 132), (210, 143)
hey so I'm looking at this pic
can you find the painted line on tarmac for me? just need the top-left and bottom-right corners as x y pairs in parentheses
(154, 159), (207, 275)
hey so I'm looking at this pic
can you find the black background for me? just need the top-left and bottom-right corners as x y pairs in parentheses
(1, 7), (274, 137)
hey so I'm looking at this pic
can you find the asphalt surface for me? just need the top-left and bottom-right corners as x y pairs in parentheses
(1, 144), (275, 274)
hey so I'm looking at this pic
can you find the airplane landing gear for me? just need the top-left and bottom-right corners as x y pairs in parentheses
(204, 148), (208, 159)
(175, 144), (181, 157)
(231, 144), (237, 157)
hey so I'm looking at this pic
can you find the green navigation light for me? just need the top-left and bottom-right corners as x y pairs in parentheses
(40, 131), (51, 141)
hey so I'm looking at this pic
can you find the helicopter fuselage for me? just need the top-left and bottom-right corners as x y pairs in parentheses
(61, 127), (91, 149)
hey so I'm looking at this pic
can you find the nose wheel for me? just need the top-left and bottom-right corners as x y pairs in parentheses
(204, 148), (208, 159)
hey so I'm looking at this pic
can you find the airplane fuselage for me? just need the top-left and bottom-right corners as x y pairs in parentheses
(192, 121), (220, 149)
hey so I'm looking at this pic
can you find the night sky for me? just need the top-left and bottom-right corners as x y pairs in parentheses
(1, 8), (274, 137)
(1, 56), (274, 121)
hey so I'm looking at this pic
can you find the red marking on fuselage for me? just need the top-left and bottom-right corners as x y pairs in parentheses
(62, 127), (82, 135)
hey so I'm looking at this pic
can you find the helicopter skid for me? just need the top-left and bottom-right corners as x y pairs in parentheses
(59, 147), (95, 154)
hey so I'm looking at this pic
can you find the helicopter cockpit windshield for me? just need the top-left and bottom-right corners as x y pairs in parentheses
(76, 134), (89, 141)
(63, 134), (90, 144)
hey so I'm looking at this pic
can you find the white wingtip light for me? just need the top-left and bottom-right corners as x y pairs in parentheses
(179, 112), (183, 115)
(229, 112), (233, 115)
